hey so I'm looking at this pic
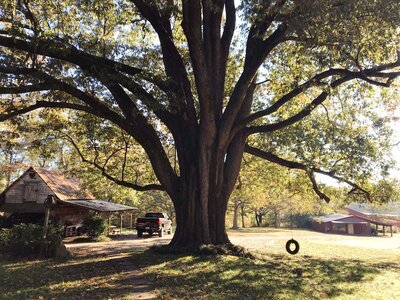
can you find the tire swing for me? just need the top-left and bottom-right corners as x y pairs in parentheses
(285, 238), (300, 255)
(285, 170), (300, 255)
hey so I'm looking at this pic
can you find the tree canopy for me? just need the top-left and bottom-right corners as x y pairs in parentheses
(1, 0), (399, 247)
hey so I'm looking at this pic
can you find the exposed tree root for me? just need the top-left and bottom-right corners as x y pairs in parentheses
(150, 243), (255, 259)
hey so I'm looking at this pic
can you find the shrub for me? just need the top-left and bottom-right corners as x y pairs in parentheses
(0, 215), (7, 228)
(0, 223), (63, 256)
(83, 214), (107, 239)
(292, 214), (313, 228)
(44, 225), (65, 255)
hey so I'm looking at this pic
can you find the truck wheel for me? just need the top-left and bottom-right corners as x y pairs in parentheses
(148, 231), (153, 237)
(158, 227), (164, 237)
(137, 230), (143, 238)
(167, 227), (172, 234)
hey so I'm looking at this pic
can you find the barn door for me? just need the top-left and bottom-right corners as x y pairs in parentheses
(24, 183), (39, 202)
(348, 224), (354, 234)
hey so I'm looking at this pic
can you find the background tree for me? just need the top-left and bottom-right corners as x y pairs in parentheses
(229, 155), (338, 228)
(0, 0), (399, 248)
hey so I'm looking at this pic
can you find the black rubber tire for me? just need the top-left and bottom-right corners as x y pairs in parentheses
(167, 228), (172, 234)
(158, 227), (164, 237)
(137, 230), (143, 238)
(148, 231), (153, 237)
(285, 239), (300, 255)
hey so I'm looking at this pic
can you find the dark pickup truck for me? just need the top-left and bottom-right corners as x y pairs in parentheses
(136, 212), (173, 237)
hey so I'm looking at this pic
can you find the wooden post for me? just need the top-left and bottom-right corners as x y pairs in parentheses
(390, 225), (393, 237)
(40, 195), (56, 256)
(383, 225), (385, 236)
(119, 213), (122, 233)
(130, 213), (133, 230)
(40, 207), (50, 256)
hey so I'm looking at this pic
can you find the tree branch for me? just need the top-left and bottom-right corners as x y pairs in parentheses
(307, 170), (331, 202)
(0, 101), (95, 122)
(219, 24), (287, 148)
(0, 83), (52, 94)
(64, 134), (164, 192)
(130, 0), (197, 126)
(244, 144), (370, 202)
(245, 63), (400, 126)
(0, 65), (179, 196)
(0, 34), (172, 93)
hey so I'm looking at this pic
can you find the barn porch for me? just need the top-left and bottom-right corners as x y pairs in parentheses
(370, 220), (395, 237)
(61, 199), (137, 236)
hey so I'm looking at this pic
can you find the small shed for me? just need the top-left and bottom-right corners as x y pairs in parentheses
(311, 214), (371, 235)
(0, 167), (137, 235)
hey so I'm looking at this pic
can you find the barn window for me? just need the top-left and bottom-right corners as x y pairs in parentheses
(24, 183), (39, 202)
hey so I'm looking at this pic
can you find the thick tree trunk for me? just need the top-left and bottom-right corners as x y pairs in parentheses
(168, 161), (233, 247)
(170, 195), (230, 247)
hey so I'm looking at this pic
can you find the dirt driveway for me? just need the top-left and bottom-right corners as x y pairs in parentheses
(66, 234), (171, 257)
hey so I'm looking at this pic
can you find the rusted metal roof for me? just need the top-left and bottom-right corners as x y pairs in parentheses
(64, 199), (136, 212)
(33, 167), (95, 201)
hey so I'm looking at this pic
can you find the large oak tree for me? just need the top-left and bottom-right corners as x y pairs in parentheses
(0, 0), (399, 247)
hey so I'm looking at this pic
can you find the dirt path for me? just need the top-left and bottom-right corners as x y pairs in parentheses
(65, 235), (172, 299)
(66, 235), (171, 257)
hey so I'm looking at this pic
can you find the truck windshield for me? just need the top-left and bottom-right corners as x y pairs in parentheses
(145, 213), (164, 218)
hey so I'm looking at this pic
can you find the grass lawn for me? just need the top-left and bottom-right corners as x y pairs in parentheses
(1, 228), (399, 299)
(131, 228), (400, 300)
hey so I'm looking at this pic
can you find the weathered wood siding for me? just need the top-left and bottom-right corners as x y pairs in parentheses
(53, 205), (90, 225)
(5, 171), (55, 204)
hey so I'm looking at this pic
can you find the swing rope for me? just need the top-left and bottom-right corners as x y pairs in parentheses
(285, 168), (300, 255)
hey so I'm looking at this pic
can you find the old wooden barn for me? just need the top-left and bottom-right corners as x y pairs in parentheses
(0, 167), (136, 235)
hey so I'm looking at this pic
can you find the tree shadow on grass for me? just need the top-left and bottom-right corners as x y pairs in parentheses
(130, 251), (400, 300)
(0, 255), (150, 300)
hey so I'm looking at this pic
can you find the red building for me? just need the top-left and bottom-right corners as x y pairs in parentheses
(311, 214), (371, 235)
(347, 203), (400, 236)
